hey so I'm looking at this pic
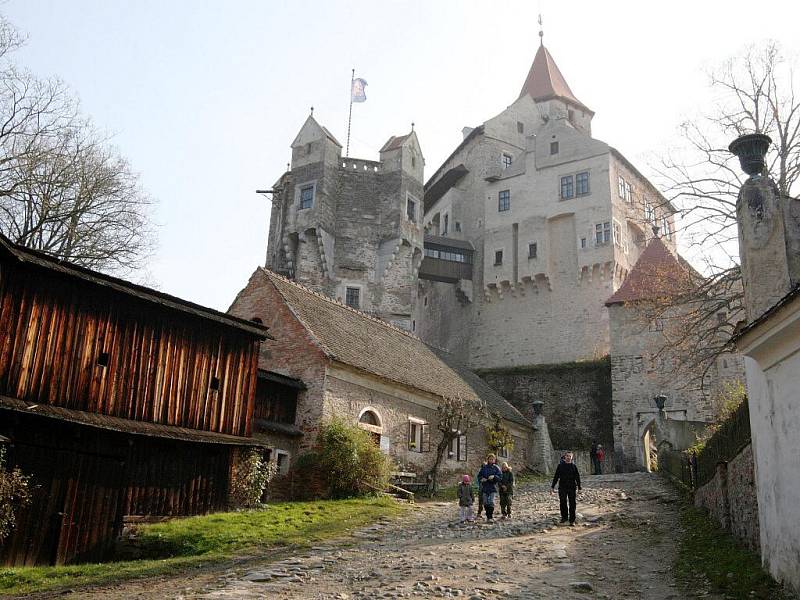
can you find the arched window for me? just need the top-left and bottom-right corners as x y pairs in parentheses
(359, 410), (381, 427)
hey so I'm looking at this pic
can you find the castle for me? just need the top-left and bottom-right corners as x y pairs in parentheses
(262, 38), (735, 471)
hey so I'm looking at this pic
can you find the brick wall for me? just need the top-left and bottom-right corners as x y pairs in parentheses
(478, 359), (612, 450)
(694, 443), (759, 552)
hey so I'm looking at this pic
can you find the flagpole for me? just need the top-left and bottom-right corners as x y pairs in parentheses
(346, 68), (354, 157)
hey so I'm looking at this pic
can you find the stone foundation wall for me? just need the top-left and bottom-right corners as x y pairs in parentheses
(478, 359), (612, 450)
(694, 443), (759, 552)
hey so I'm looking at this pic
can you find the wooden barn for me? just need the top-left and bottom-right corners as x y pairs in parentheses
(0, 234), (270, 566)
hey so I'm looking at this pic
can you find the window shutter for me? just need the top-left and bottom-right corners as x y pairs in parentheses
(421, 424), (431, 452)
(408, 420), (414, 451)
(458, 434), (468, 461)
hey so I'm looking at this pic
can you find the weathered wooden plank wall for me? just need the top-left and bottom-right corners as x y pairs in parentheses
(0, 415), (235, 566)
(0, 262), (259, 436)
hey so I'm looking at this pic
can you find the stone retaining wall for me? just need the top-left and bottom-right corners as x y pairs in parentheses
(693, 443), (759, 552)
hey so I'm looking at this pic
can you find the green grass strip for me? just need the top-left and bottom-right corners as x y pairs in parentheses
(675, 504), (790, 599)
(0, 497), (404, 596)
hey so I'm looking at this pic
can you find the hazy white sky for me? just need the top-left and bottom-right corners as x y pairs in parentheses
(4, 1), (798, 310)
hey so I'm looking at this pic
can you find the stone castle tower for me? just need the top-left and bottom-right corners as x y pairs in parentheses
(265, 114), (425, 330)
(415, 41), (678, 369)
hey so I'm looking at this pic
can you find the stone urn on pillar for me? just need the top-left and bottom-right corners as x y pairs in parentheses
(728, 133), (772, 177)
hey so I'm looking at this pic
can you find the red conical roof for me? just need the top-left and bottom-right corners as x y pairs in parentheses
(605, 238), (693, 306)
(519, 44), (591, 113)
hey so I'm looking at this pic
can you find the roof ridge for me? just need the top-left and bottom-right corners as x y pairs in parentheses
(259, 268), (424, 342)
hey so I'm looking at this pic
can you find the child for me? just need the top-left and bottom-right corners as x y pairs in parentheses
(499, 462), (514, 519)
(457, 474), (475, 522)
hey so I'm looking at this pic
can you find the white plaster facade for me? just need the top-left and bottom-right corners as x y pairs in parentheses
(418, 45), (677, 370)
(736, 291), (800, 593)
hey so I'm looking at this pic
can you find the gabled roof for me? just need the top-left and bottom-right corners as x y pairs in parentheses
(259, 269), (531, 428)
(380, 133), (412, 152)
(605, 237), (693, 306)
(0, 233), (270, 338)
(519, 44), (592, 114)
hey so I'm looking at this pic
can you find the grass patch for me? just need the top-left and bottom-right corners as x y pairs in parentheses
(676, 504), (791, 599)
(0, 496), (404, 596)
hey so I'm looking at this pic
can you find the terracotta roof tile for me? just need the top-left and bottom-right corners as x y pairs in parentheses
(605, 238), (693, 305)
(260, 269), (531, 427)
(380, 133), (411, 153)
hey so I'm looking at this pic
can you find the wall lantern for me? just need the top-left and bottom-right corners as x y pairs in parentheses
(654, 394), (667, 411)
(532, 400), (544, 416)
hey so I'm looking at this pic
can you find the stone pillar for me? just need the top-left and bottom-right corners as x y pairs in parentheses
(729, 134), (800, 321)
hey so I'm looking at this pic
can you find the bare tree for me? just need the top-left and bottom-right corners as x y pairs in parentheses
(646, 41), (800, 386)
(0, 14), (154, 275)
(428, 393), (486, 494)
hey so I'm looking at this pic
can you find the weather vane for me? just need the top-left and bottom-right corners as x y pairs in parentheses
(538, 14), (544, 45)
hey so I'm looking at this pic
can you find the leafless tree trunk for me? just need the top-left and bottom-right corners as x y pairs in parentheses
(646, 41), (800, 388)
(428, 393), (486, 494)
(0, 14), (154, 275)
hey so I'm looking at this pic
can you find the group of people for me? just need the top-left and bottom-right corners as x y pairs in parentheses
(457, 453), (514, 522)
(456, 450), (584, 526)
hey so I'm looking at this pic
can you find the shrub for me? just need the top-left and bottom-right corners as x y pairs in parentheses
(229, 449), (277, 508)
(316, 419), (391, 498)
(0, 447), (31, 544)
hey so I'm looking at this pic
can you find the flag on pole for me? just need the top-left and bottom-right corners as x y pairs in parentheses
(351, 77), (368, 103)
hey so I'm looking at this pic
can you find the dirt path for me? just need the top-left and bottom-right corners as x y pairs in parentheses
(57, 472), (716, 599)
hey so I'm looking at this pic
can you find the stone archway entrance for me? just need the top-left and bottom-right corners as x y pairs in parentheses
(357, 408), (383, 446)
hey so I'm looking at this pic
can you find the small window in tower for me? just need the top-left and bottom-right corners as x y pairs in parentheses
(412, 320), (416, 332)
(580, 237), (587, 249)
(494, 250), (504, 266)
(443, 214), (449, 236)
(550, 141), (559, 155)
(568, 109), (575, 124)
(528, 242), (537, 259)
(345, 287), (361, 309)
(595, 222), (611, 246)
(517, 121), (524, 134)
(455, 221), (461, 232)
(424, 296), (428, 306)
(498, 190), (510, 212)
(411, 155), (416, 167)
(305, 142), (312, 155)
(406, 197), (416, 222)
(502, 153), (513, 169)
(300, 185), (314, 210)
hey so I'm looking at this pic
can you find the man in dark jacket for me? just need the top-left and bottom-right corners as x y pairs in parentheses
(550, 451), (581, 525)
(478, 454), (502, 521)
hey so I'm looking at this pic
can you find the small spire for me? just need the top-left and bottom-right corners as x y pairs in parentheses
(411, 121), (415, 132)
(310, 106), (314, 116)
(538, 14), (544, 46)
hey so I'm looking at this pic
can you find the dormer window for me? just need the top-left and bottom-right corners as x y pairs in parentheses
(345, 287), (360, 309)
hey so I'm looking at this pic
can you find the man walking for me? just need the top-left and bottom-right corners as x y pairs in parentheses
(550, 451), (581, 525)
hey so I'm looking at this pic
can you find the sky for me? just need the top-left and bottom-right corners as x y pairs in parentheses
(3, 0), (799, 311)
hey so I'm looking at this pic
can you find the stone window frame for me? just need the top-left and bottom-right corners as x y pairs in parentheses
(612, 218), (627, 253)
(406, 192), (418, 223)
(494, 249), (504, 266)
(358, 407), (384, 436)
(298, 182), (316, 210)
(618, 175), (633, 203)
(575, 171), (590, 196)
(448, 430), (468, 461)
(595, 222), (611, 246)
(345, 286), (361, 309)
(408, 417), (430, 453)
(498, 190), (511, 212)
(527, 241), (538, 259)
(560, 175), (574, 200)
(275, 449), (291, 475)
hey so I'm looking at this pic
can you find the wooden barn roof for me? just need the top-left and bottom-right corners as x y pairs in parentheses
(0, 233), (270, 339)
(0, 395), (267, 446)
(259, 269), (531, 428)
(605, 237), (693, 306)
